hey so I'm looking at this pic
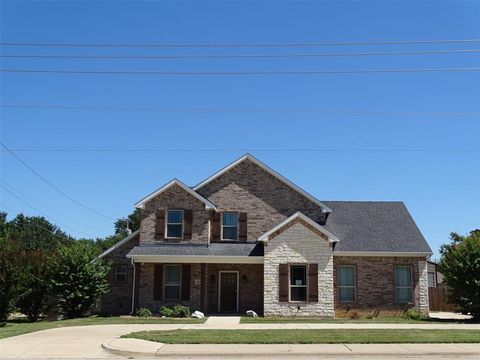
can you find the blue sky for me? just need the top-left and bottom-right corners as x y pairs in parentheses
(1, 1), (479, 258)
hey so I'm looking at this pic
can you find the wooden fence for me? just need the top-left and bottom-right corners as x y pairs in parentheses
(429, 286), (457, 312)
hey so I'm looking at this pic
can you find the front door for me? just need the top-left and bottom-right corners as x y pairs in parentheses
(219, 271), (238, 312)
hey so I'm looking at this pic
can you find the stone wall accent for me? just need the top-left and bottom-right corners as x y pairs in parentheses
(196, 159), (327, 241)
(100, 233), (139, 315)
(205, 264), (264, 315)
(137, 263), (202, 312)
(264, 222), (334, 317)
(140, 184), (210, 244)
(333, 256), (430, 317)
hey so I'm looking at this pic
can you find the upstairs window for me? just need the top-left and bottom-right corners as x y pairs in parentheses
(115, 264), (127, 283)
(221, 212), (238, 240)
(290, 265), (307, 302)
(167, 210), (183, 238)
(395, 266), (413, 303)
(338, 266), (355, 302)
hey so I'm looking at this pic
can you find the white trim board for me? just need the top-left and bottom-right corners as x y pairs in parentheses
(134, 178), (216, 210)
(258, 211), (339, 243)
(127, 254), (264, 264)
(193, 154), (331, 213)
(98, 230), (140, 259)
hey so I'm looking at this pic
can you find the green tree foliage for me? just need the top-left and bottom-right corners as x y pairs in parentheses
(49, 242), (110, 318)
(114, 209), (141, 236)
(16, 250), (52, 322)
(440, 230), (480, 319)
(0, 216), (22, 322)
(8, 214), (72, 251)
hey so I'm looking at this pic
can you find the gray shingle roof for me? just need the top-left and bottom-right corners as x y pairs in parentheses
(322, 201), (432, 253)
(127, 242), (263, 257)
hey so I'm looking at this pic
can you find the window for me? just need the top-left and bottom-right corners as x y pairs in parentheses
(221, 212), (238, 240)
(167, 210), (183, 238)
(115, 265), (127, 283)
(338, 266), (355, 302)
(395, 266), (413, 303)
(428, 272), (435, 287)
(290, 265), (307, 302)
(164, 265), (181, 300)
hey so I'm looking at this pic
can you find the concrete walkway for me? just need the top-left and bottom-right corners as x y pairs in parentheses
(1, 318), (479, 358)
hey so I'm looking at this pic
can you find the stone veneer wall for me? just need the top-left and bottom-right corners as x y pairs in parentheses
(333, 256), (429, 316)
(100, 233), (139, 315)
(264, 222), (334, 317)
(196, 159), (327, 241)
(140, 184), (211, 244)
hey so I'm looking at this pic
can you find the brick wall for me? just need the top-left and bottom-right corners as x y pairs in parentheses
(140, 184), (210, 244)
(196, 159), (327, 241)
(264, 221), (334, 317)
(333, 256), (429, 317)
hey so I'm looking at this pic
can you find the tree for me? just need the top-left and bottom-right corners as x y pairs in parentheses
(439, 230), (480, 319)
(16, 250), (52, 321)
(114, 209), (141, 236)
(49, 242), (110, 318)
(0, 217), (21, 323)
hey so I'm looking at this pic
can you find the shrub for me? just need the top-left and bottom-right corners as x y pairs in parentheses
(0, 226), (22, 322)
(365, 313), (374, 319)
(403, 308), (424, 320)
(172, 305), (190, 318)
(49, 242), (110, 318)
(136, 308), (152, 317)
(349, 311), (360, 320)
(160, 306), (174, 317)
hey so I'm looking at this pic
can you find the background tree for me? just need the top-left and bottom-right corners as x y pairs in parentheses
(16, 250), (52, 322)
(114, 209), (141, 236)
(49, 242), (110, 318)
(439, 229), (480, 320)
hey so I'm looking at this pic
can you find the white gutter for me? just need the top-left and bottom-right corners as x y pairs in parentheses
(130, 257), (136, 315)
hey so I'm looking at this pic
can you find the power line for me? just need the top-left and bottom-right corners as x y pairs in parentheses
(0, 184), (97, 238)
(0, 180), (108, 232)
(1, 148), (478, 153)
(0, 142), (116, 220)
(2, 67), (480, 76)
(2, 49), (480, 60)
(1, 38), (479, 47)
(2, 104), (479, 116)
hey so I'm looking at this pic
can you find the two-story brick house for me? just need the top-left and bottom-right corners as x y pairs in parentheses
(100, 154), (432, 317)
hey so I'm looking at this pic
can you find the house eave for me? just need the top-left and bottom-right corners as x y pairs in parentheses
(333, 251), (433, 257)
(126, 254), (264, 264)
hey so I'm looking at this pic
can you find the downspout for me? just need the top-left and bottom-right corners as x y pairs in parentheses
(130, 257), (136, 315)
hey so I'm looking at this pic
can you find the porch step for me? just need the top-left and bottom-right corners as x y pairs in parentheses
(205, 316), (241, 327)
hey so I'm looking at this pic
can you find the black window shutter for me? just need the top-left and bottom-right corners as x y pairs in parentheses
(308, 263), (319, 302)
(181, 264), (191, 301)
(279, 263), (289, 302)
(153, 264), (163, 300)
(183, 210), (193, 240)
(239, 212), (247, 241)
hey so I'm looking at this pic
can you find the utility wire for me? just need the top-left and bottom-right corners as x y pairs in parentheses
(0, 184), (97, 238)
(1, 38), (479, 47)
(2, 49), (480, 60)
(2, 104), (479, 116)
(2, 67), (480, 75)
(0, 180), (108, 232)
(0, 142), (116, 220)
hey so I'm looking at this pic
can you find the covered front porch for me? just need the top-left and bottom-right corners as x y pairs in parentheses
(127, 243), (264, 316)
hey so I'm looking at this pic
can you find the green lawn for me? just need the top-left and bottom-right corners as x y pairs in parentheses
(124, 329), (480, 344)
(240, 316), (462, 324)
(0, 316), (206, 339)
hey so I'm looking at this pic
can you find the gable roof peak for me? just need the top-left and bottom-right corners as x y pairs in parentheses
(193, 153), (332, 213)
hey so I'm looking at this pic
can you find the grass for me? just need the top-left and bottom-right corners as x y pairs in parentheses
(240, 316), (463, 324)
(124, 329), (480, 344)
(0, 316), (206, 339)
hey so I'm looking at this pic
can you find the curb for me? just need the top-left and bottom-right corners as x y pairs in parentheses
(102, 339), (164, 358)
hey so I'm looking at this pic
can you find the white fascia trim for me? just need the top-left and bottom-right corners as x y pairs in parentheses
(258, 211), (339, 242)
(98, 230), (140, 259)
(333, 251), (433, 257)
(134, 178), (216, 210)
(192, 154), (332, 213)
(127, 254), (264, 264)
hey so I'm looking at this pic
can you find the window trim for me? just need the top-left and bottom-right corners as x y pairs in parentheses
(221, 212), (239, 241)
(338, 265), (356, 303)
(115, 264), (128, 283)
(163, 264), (182, 301)
(166, 209), (184, 239)
(394, 265), (413, 304)
(289, 264), (308, 303)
